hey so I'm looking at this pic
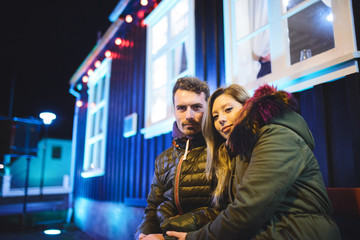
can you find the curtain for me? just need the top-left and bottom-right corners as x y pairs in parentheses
(294, 73), (360, 187)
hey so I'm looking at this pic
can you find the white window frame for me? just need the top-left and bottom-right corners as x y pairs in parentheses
(81, 58), (111, 178)
(223, 0), (358, 92)
(141, 0), (195, 139)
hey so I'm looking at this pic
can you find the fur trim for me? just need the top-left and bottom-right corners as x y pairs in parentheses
(228, 84), (298, 156)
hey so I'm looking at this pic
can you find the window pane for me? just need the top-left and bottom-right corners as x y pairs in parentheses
(93, 83), (98, 104)
(282, 0), (306, 13)
(234, 0), (268, 40)
(88, 143), (94, 170)
(96, 140), (102, 169)
(98, 107), (104, 134)
(91, 113), (96, 137)
(100, 76), (106, 101)
(236, 29), (271, 84)
(170, 0), (189, 37)
(173, 41), (188, 77)
(287, 1), (334, 64)
(150, 88), (167, 123)
(152, 16), (168, 55)
(152, 54), (167, 89)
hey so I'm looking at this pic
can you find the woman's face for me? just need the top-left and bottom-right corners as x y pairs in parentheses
(212, 94), (243, 139)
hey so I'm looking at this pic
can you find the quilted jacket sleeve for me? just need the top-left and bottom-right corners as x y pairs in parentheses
(186, 125), (307, 240)
(160, 206), (220, 233)
(135, 156), (167, 239)
(157, 200), (178, 224)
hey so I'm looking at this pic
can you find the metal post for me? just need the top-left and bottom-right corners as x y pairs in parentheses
(22, 157), (31, 229)
(39, 124), (48, 198)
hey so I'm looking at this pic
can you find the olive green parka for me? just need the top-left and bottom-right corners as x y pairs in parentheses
(187, 85), (341, 240)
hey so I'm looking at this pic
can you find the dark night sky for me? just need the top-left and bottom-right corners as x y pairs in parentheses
(1, 0), (120, 139)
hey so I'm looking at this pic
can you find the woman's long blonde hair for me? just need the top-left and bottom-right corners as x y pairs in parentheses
(202, 84), (250, 207)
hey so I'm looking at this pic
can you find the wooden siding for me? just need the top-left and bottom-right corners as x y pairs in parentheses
(71, 0), (225, 206)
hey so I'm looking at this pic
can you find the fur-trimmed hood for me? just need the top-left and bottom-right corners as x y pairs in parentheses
(228, 84), (314, 156)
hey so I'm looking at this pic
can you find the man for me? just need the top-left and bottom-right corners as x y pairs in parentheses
(136, 77), (220, 240)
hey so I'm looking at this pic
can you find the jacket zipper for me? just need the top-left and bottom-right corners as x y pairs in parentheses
(174, 139), (190, 215)
(174, 155), (185, 215)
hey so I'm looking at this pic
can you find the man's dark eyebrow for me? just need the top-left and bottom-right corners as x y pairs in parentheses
(192, 103), (204, 107)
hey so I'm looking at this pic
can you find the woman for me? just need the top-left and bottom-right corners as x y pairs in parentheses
(167, 84), (341, 239)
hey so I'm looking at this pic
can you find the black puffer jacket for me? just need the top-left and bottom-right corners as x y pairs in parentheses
(135, 123), (221, 239)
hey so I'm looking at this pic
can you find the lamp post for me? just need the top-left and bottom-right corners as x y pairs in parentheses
(39, 112), (56, 197)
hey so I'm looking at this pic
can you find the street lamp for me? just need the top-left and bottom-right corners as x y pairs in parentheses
(39, 112), (56, 197)
(39, 112), (56, 125)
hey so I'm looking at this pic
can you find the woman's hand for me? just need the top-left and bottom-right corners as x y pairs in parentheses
(141, 234), (165, 240)
(166, 231), (187, 240)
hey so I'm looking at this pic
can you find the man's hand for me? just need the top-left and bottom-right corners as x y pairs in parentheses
(166, 231), (187, 240)
(139, 233), (147, 239)
(142, 234), (165, 240)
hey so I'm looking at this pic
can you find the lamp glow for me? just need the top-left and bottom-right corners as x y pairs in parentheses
(115, 38), (122, 45)
(87, 69), (94, 76)
(82, 76), (88, 83)
(76, 100), (83, 108)
(44, 229), (61, 235)
(39, 112), (56, 125)
(140, 0), (148, 6)
(125, 15), (133, 23)
(94, 60), (101, 68)
(105, 50), (112, 58)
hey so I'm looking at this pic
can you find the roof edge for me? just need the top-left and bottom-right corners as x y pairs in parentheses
(69, 18), (124, 85)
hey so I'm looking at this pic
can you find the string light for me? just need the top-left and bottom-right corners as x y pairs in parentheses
(94, 60), (101, 68)
(115, 38), (122, 45)
(87, 69), (94, 76)
(76, 100), (83, 108)
(137, 10), (144, 18)
(125, 15), (133, 23)
(140, 0), (148, 6)
(82, 76), (88, 83)
(105, 50), (112, 58)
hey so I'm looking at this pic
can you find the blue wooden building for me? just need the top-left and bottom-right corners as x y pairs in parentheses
(69, 0), (360, 239)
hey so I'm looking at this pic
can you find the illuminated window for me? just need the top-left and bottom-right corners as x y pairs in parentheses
(142, 0), (195, 139)
(82, 58), (111, 178)
(224, 0), (358, 92)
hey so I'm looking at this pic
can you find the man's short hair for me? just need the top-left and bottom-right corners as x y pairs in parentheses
(172, 77), (210, 104)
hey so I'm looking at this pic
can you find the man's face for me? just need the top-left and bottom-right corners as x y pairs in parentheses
(174, 89), (207, 137)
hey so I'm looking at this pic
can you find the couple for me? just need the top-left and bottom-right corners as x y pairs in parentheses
(136, 77), (340, 240)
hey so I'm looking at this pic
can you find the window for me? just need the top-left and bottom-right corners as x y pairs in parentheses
(52, 146), (62, 159)
(141, 0), (195, 139)
(82, 58), (111, 178)
(223, 0), (358, 92)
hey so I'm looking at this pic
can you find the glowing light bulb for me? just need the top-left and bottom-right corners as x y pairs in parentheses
(115, 38), (122, 45)
(125, 15), (133, 23)
(105, 50), (112, 58)
(82, 76), (88, 83)
(94, 60), (101, 68)
(39, 112), (56, 125)
(76, 100), (83, 108)
(87, 69), (94, 76)
(140, 0), (148, 6)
